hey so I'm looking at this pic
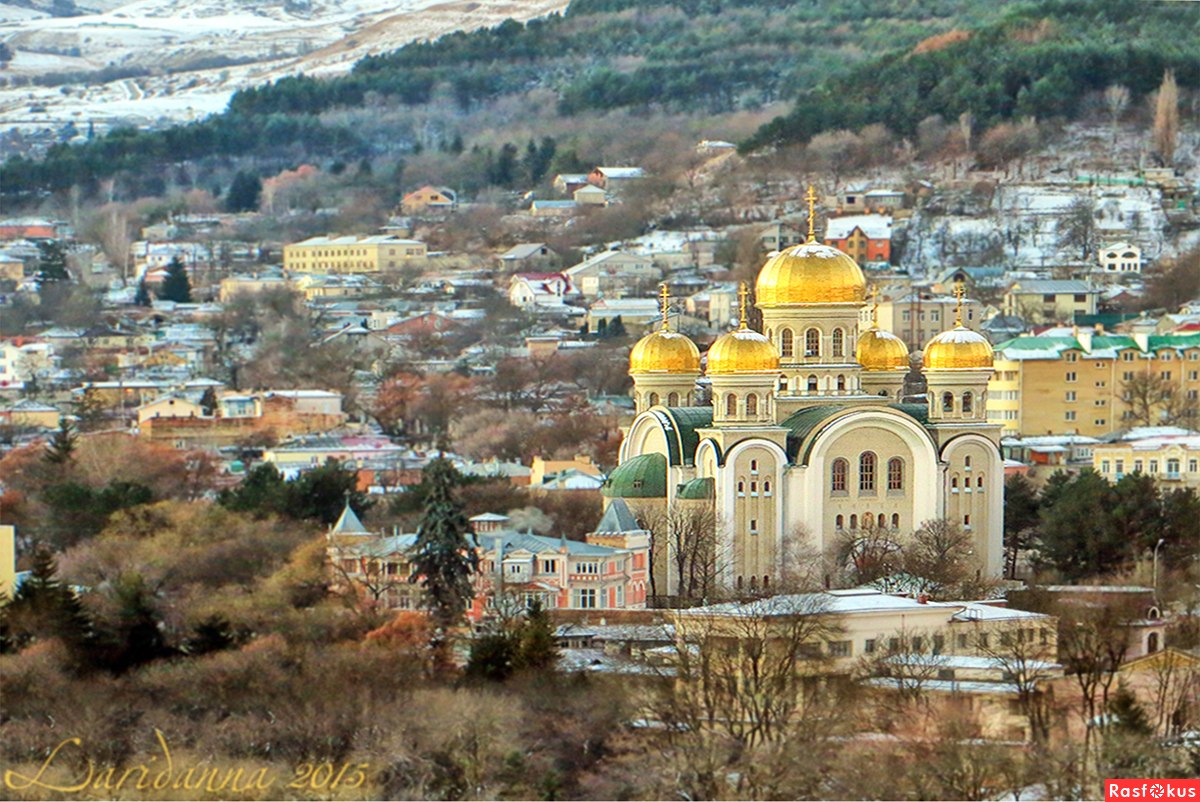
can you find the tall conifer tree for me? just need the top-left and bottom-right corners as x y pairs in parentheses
(412, 457), (478, 639)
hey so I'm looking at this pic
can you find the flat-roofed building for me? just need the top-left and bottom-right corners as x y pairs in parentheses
(284, 235), (427, 274)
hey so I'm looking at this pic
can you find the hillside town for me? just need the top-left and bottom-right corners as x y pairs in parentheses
(2, 63), (1200, 799)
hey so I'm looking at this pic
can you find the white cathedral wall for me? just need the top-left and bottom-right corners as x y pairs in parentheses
(939, 434), (1005, 577)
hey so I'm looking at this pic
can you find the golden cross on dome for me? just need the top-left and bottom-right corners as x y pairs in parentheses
(804, 184), (819, 243)
(953, 282), (966, 327)
(658, 282), (671, 331)
(869, 285), (880, 326)
(737, 281), (750, 328)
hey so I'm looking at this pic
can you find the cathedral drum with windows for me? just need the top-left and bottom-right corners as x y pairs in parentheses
(607, 194), (1004, 596)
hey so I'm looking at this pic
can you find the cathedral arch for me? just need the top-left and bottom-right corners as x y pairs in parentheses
(942, 392), (954, 413)
(837, 374), (846, 392)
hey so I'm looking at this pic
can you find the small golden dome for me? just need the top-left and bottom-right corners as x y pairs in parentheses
(923, 327), (994, 370)
(706, 328), (780, 375)
(857, 327), (910, 371)
(755, 243), (867, 307)
(629, 330), (701, 374)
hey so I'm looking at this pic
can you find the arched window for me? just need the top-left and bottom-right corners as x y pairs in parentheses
(780, 328), (794, 357)
(807, 375), (818, 392)
(891, 513), (900, 528)
(1147, 632), (1160, 653)
(667, 392), (679, 406)
(878, 513), (886, 529)
(749, 576), (758, 590)
(737, 481), (745, 494)
(762, 575), (769, 588)
(832, 328), (845, 357)
(726, 393), (738, 417)
(965, 455), (972, 468)
(951, 476), (959, 489)
(746, 393), (758, 415)
(962, 391), (974, 414)
(978, 475), (985, 488)
(763, 480), (771, 494)
(859, 452), (876, 492)
(648, 392), (660, 406)
(942, 392), (954, 412)
(887, 458), (904, 491)
(805, 328), (821, 357)
(750, 459), (758, 472)
(837, 374), (846, 391)
(836, 514), (844, 529)
(849, 514), (858, 530)
(831, 458), (848, 492)
(737, 576), (744, 590)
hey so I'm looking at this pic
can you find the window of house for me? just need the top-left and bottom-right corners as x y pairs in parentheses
(837, 374), (846, 391)
(542, 559), (557, 573)
(836, 514), (844, 529)
(574, 588), (597, 609)
(864, 639), (877, 654)
(807, 375), (818, 392)
(780, 328), (794, 357)
(962, 391), (973, 414)
(832, 328), (845, 357)
(746, 394), (758, 415)
(831, 458), (848, 492)
(1066, 372), (1077, 382)
(805, 328), (820, 357)
(943, 392), (954, 412)
(828, 641), (852, 658)
(726, 393), (737, 417)
(859, 452), (876, 493)
(887, 458), (903, 491)
(891, 513), (900, 528)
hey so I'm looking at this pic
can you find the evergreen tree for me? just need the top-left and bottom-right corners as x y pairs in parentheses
(184, 614), (237, 655)
(199, 386), (218, 415)
(606, 315), (627, 339)
(217, 462), (288, 517)
(133, 278), (152, 306)
(103, 573), (174, 673)
(412, 457), (479, 637)
(159, 256), (192, 303)
(1003, 474), (1040, 578)
(466, 631), (518, 681)
(44, 417), (77, 465)
(34, 240), (70, 288)
(1037, 470), (1124, 579)
(71, 391), (106, 432)
(1108, 682), (1152, 736)
(9, 547), (97, 667)
(224, 170), (262, 213)
(449, 133), (464, 155)
(288, 458), (371, 525)
(515, 599), (558, 671)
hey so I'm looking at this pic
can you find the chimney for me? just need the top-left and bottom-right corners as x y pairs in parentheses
(1076, 327), (1092, 353)
(917, 593), (929, 604)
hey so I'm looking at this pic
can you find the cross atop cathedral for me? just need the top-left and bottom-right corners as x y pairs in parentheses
(805, 184), (819, 243)
(737, 281), (750, 327)
(953, 282), (966, 327)
(869, 285), (880, 326)
(658, 282), (671, 331)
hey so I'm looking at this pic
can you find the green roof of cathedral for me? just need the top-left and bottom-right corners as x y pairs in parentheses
(782, 403), (936, 464)
(645, 406), (712, 466)
(676, 477), (714, 500)
(602, 453), (668, 498)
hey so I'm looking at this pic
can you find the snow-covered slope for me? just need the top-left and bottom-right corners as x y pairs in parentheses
(0, 0), (568, 128)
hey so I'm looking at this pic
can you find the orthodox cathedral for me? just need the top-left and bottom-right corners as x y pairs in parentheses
(603, 191), (1003, 595)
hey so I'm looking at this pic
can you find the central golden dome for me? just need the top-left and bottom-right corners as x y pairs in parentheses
(923, 327), (994, 370)
(706, 327), (780, 375)
(629, 329), (700, 374)
(857, 327), (910, 371)
(756, 242), (867, 307)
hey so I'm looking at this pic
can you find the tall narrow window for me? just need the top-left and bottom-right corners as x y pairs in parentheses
(805, 328), (821, 357)
(780, 328), (794, 358)
(746, 393), (758, 415)
(891, 513), (900, 528)
(836, 514), (844, 529)
(832, 328), (845, 357)
(942, 392), (954, 412)
(859, 452), (877, 492)
(667, 392), (679, 406)
(831, 458), (848, 492)
(877, 513), (886, 529)
(807, 375), (818, 393)
(726, 393), (738, 417)
(887, 458), (903, 491)
(849, 514), (858, 530)
(648, 392), (660, 406)
(962, 391), (974, 414)
(837, 374), (846, 391)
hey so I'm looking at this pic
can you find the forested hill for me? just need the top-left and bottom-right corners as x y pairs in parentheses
(743, 0), (1200, 152)
(2, 0), (1195, 204)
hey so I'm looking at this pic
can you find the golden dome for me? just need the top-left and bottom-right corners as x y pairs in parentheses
(755, 242), (867, 307)
(629, 329), (701, 374)
(706, 327), (780, 375)
(857, 327), (910, 371)
(923, 327), (994, 370)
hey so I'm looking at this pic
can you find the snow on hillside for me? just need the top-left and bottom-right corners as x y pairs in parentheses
(0, 0), (569, 130)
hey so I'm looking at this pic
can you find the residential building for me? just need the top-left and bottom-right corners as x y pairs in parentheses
(498, 243), (559, 271)
(1093, 431), (1200, 490)
(283, 235), (427, 274)
(574, 184), (608, 206)
(0, 218), (64, 240)
(828, 189), (906, 215)
(400, 186), (457, 215)
(868, 291), (983, 352)
(565, 251), (660, 299)
(529, 200), (577, 217)
(686, 284), (738, 328)
(1003, 280), (1100, 323)
(823, 214), (893, 264)
(0, 525), (14, 600)
(508, 272), (578, 312)
(327, 504), (651, 617)
(218, 272), (289, 302)
(987, 329), (1200, 438)
(552, 173), (590, 195)
(530, 455), (603, 488)
(1098, 242), (1142, 275)
(587, 166), (645, 191)
(759, 221), (804, 251)
(139, 390), (346, 448)
(0, 399), (61, 429)
(586, 298), (660, 334)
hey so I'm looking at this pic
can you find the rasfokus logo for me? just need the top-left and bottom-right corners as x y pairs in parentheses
(1106, 780), (1200, 800)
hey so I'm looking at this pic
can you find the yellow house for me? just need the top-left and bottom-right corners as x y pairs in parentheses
(988, 329), (1200, 438)
(218, 273), (290, 302)
(400, 186), (457, 215)
(283, 235), (427, 274)
(136, 395), (206, 426)
(1, 399), (61, 429)
(0, 525), (14, 600)
(529, 455), (603, 486)
(1003, 280), (1099, 324)
(1093, 433), (1200, 490)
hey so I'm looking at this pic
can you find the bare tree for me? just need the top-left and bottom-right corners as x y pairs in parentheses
(831, 519), (903, 587)
(1105, 84), (1130, 146)
(1057, 195), (1099, 262)
(902, 518), (996, 600)
(1153, 70), (1180, 166)
(639, 503), (725, 606)
(1144, 648), (1200, 737)
(857, 626), (952, 706)
(1122, 372), (1199, 427)
(979, 623), (1059, 743)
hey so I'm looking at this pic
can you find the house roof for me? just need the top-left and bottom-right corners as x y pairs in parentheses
(594, 167), (645, 179)
(501, 243), (550, 260)
(593, 498), (644, 534)
(331, 503), (371, 536)
(824, 214), (893, 241)
(1008, 279), (1097, 294)
(603, 453), (667, 498)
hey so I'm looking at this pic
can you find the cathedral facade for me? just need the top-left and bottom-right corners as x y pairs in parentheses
(603, 220), (1004, 596)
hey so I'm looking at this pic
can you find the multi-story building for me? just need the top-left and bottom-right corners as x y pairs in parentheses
(1003, 279), (1100, 324)
(1093, 431), (1200, 490)
(283, 235), (427, 274)
(1098, 242), (1142, 275)
(988, 328), (1200, 438)
(327, 505), (651, 618)
(823, 214), (893, 264)
(866, 291), (984, 353)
